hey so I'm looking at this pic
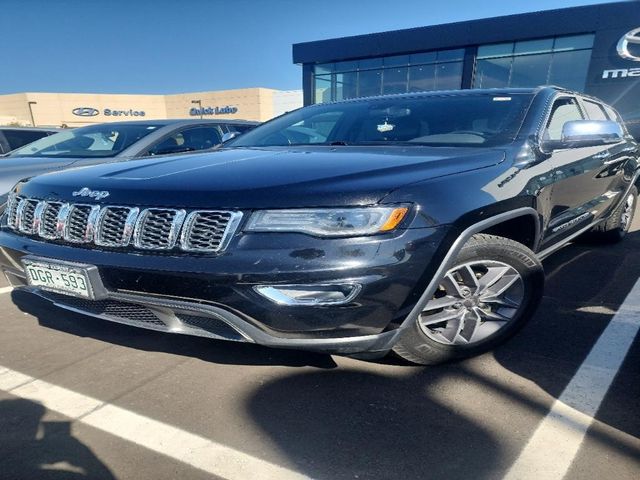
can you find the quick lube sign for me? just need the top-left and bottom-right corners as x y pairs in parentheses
(189, 106), (238, 116)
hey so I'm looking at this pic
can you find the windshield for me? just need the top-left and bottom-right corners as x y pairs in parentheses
(228, 93), (533, 148)
(8, 123), (164, 158)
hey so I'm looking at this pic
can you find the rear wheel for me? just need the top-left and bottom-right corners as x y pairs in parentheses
(588, 186), (637, 243)
(392, 234), (544, 365)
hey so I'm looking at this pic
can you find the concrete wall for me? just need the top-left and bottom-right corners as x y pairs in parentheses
(272, 90), (304, 117)
(0, 93), (30, 125)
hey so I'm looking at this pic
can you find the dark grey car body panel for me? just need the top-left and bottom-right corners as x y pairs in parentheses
(0, 119), (258, 200)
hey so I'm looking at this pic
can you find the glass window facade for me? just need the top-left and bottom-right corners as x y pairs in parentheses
(310, 33), (595, 105)
(312, 48), (465, 103)
(473, 34), (594, 91)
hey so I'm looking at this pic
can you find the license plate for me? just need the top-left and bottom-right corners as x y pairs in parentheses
(23, 260), (94, 298)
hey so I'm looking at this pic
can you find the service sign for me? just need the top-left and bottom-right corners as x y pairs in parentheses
(72, 107), (146, 117)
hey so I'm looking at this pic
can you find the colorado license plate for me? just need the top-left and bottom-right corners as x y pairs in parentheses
(23, 259), (93, 298)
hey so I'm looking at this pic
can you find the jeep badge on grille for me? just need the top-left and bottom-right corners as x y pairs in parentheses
(72, 187), (110, 200)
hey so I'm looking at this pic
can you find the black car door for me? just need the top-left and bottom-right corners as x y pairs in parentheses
(579, 98), (637, 209)
(538, 96), (627, 249)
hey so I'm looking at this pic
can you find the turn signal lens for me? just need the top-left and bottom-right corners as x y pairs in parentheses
(380, 207), (409, 232)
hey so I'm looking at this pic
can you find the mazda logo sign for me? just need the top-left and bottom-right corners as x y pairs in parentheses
(617, 27), (640, 62)
(72, 107), (100, 117)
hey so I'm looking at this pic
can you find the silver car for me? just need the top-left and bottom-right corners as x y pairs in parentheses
(0, 119), (258, 202)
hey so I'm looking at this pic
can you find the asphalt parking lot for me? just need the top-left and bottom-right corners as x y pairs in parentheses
(0, 215), (639, 480)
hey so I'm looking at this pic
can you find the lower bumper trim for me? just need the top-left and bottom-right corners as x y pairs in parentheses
(16, 285), (400, 355)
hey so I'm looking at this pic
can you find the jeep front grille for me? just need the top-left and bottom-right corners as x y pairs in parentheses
(6, 194), (241, 253)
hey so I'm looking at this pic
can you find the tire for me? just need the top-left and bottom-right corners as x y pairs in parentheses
(588, 186), (637, 243)
(392, 234), (544, 365)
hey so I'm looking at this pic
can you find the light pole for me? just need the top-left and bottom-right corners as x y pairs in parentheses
(27, 101), (37, 127)
(191, 100), (202, 119)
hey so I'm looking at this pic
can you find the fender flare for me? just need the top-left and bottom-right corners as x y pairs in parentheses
(382, 206), (540, 349)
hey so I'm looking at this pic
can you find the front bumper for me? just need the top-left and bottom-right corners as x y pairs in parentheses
(0, 225), (448, 354)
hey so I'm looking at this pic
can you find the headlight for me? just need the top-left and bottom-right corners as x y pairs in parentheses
(245, 206), (409, 237)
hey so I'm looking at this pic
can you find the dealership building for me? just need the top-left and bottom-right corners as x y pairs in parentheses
(0, 88), (302, 127)
(293, 1), (640, 138)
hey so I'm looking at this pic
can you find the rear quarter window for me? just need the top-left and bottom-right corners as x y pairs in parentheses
(603, 104), (623, 123)
(582, 100), (608, 121)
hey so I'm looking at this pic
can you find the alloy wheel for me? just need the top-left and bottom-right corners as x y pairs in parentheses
(418, 260), (525, 346)
(620, 193), (635, 231)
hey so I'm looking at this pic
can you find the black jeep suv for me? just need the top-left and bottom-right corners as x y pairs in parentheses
(1, 87), (638, 364)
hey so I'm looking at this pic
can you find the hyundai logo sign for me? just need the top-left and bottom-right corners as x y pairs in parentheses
(617, 27), (640, 62)
(72, 107), (100, 117)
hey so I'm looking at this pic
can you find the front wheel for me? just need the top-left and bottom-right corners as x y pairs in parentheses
(392, 234), (544, 365)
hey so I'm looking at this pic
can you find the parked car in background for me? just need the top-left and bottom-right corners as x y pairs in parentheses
(0, 126), (60, 154)
(0, 119), (258, 202)
(1, 87), (637, 365)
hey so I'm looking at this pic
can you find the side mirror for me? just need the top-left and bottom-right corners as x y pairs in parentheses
(541, 120), (624, 151)
(221, 132), (239, 143)
(561, 120), (623, 147)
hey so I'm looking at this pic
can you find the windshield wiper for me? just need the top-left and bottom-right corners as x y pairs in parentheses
(328, 141), (348, 146)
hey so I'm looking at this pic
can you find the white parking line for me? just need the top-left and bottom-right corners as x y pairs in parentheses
(0, 367), (309, 480)
(503, 278), (640, 480)
(0, 286), (13, 294)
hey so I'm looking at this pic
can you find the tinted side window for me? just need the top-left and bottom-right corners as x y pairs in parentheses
(227, 124), (255, 134)
(0, 132), (8, 154)
(582, 100), (608, 121)
(3, 129), (50, 150)
(148, 126), (222, 156)
(545, 98), (583, 140)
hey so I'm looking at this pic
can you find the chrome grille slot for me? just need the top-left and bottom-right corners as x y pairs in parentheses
(95, 206), (139, 247)
(134, 208), (185, 250)
(64, 205), (98, 243)
(181, 210), (241, 252)
(39, 202), (63, 239)
(7, 195), (22, 229)
(18, 199), (40, 234)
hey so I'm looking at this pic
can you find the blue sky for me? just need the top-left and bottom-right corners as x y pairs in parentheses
(0, 0), (613, 94)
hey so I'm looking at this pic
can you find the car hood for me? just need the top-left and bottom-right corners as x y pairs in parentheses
(17, 146), (506, 208)
(4, 155), (119, 163)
